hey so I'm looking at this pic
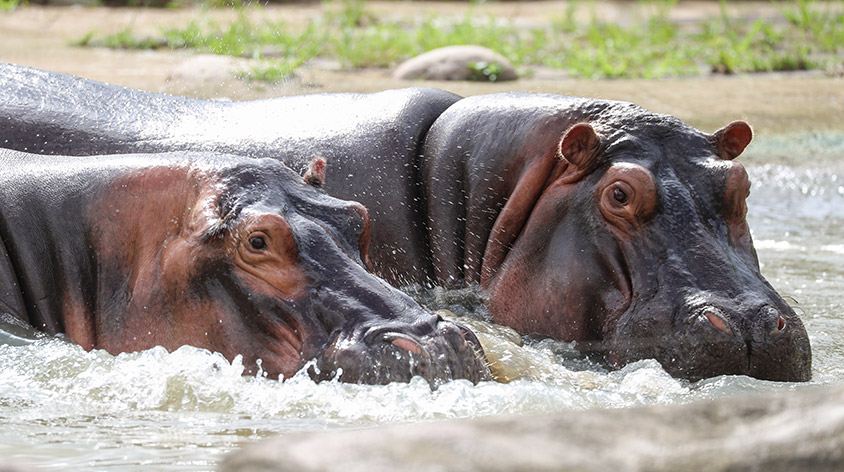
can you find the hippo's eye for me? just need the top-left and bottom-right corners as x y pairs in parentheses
(612, 187), (629, 205)
(597, 164), (657, 233)
(249, 236), (267, 251)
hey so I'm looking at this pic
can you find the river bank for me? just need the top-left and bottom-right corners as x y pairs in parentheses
(1, 4), (843, 134)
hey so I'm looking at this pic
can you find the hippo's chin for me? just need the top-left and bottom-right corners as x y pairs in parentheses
(312, 321), (490, 386)
(604, 331), (812, 383)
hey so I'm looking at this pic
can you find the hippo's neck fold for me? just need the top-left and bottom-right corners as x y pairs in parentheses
(0, 150), (104, 342)
(0, 150), (215, 351)
(422, 101), (591, 286)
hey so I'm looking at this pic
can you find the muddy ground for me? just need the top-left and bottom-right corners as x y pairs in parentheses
(0, 3), (842, 135)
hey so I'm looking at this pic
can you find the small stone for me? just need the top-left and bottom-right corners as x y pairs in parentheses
(393, 45), (518, 82)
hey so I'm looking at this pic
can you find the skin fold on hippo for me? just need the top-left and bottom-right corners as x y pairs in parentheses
(0, 64), (810, 382)
(0, 148), (489, 385)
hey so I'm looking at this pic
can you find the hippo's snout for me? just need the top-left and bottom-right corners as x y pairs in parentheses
(313, 318), (490, 385)
(745, 304), (811, 382)
(700, 304), (787, 338)
(677, 301), (811, 382)
(609, 296), (812, 383)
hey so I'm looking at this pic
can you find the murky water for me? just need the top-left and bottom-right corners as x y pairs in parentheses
(1, 133), (842, 471)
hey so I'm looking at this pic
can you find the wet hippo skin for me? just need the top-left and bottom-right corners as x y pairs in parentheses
(0, 148), (489, 385)
(0, 63), (458, 286)
(0, 64), (811, 381)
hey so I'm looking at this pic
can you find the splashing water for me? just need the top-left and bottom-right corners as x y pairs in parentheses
(1, 133), (843, 471)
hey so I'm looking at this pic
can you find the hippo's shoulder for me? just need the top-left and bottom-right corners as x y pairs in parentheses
(242, 88), (460, 126)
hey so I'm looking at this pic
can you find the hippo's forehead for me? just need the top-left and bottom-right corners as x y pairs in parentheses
(233, 175), (364, 248)
(604, 130), (736, 219)
(211, 160), (359, 226)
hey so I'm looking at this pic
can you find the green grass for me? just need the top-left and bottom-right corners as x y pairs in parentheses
(74, 0), (844, 81)
(0, 0), (22, 12)
(238, 58), (307, 83)
(161, 15), (323, 60)
(545, 14), (700, 79)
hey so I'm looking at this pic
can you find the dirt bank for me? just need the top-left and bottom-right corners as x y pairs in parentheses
(0, 4), (842, 134)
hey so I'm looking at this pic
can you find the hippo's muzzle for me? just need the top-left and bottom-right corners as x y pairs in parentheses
(313, 316), (490, 385)
(694, 301), (811, 382)
(608, 293), (812, 382)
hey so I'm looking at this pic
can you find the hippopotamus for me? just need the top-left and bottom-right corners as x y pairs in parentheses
(0, 64), (811, 381)
(421, 94), (811, 382)
(0, 147), (488, 385)
(0, 63), (459, 286)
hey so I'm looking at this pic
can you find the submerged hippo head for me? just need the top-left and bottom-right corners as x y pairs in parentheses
(485, 108), (811, 382)
(86, 155), (487, 385)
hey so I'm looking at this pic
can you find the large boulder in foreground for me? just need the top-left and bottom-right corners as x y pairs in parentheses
(393, 46), (518, 82)
(220, 383), (844, 472)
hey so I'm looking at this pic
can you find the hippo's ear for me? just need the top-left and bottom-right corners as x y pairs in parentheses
(710, 121), (753, 160)
(558, 123), (602, 178)
(303, 156), (327, 187)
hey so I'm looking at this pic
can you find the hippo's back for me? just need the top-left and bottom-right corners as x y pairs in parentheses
(0, 63), (461, 284)
(217, 87), (462, 284)
(0, 63), (204, 155)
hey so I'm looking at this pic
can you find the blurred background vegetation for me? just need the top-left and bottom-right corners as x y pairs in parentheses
(3, 0), (843, 81)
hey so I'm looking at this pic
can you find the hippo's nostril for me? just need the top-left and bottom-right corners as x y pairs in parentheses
(703, 309), (733, 335)
(382, 332), (424, 355)
(775, 315), (787, 333)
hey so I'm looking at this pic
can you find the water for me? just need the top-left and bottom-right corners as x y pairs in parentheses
(1, 133), (842, 471)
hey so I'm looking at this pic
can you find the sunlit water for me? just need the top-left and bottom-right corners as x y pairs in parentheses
(1, 133), (842, 471)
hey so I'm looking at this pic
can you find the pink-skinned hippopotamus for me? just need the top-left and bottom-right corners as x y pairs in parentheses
(0, 63), (811, 381)
(0, 147), (489, 385)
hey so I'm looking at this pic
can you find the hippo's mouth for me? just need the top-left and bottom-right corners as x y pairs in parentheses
(311, 320), (490, 385)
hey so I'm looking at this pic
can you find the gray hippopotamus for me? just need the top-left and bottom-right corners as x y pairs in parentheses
(0, 63), (457, 286)
(422, 94), (810, 381)
(0, 147), (489, 385)
(0, 63), (811, 381)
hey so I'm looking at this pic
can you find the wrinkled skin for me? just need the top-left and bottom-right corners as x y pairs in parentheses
(0, 64), (811, 381)
(0, 149), (488, 385)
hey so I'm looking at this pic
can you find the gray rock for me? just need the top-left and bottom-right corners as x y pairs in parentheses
(0, 463), (32, 472)
(393, 46), (517, 82)
(220, 383), (844, 472)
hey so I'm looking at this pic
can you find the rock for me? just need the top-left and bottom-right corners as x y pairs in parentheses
(220, 383), (844, 472)
(393, 46), (517, 82)
(0, 463), (32, 472)
(167, 55), (250, 84)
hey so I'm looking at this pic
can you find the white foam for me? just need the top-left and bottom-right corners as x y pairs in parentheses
(754, 240), (804, 251)
(821, 244), (844, 255)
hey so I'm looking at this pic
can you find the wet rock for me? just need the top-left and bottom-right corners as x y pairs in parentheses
(220, 383), (844, 472)
(393, 46), (518, 82)
(0, 463), (32, 472)
(167, 55), (251, 84)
